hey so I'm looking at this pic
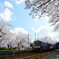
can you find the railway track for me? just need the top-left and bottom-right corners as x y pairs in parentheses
(0, 50), (55, 59)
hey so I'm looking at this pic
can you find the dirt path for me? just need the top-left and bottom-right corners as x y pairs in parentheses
(0, 51), (55, 59)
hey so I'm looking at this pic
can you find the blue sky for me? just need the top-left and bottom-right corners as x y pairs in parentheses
(0, 0), (59, 41)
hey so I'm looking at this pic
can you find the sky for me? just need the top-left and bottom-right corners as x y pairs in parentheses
(0, 0), (59, 42)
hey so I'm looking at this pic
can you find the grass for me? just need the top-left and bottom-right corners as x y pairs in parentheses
(50, 58), (54, 59)
(50, 57), (56, 59)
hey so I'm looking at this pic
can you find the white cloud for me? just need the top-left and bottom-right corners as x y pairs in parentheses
(48, 32), (59, 37)
(31, 25), (59, 41)
(14, 27), (28, 34)
(0, 8), (13, 21)
(16, 0), (25, 4)
(47, 32), (59, 41)
(4, 1), (13, 8)
(31, 25), (54, 33)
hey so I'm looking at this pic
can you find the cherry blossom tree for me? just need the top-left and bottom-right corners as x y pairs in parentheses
(25, 0), (59, 31)
(0, 20), (14, 47)
(37, 36), (57, 44)
(15, 33), (30, 50)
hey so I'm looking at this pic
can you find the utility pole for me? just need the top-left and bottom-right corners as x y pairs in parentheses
(35, 33), (36, 41)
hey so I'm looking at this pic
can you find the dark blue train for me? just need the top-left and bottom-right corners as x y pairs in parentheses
(31, 40), (55, 51)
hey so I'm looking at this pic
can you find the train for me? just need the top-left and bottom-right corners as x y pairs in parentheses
(30, 40), (56, 52)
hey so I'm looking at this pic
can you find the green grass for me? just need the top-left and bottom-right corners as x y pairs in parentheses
(50, 57), (55, 59)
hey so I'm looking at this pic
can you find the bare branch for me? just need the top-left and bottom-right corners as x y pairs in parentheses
(37, 0), (51, 8)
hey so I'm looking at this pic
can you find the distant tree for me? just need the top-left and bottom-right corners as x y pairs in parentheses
(33, 40), (41, 46)
(55, 42), (59, 49)
(47, 43), (52, 49)
(25, 0), (59, 31)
